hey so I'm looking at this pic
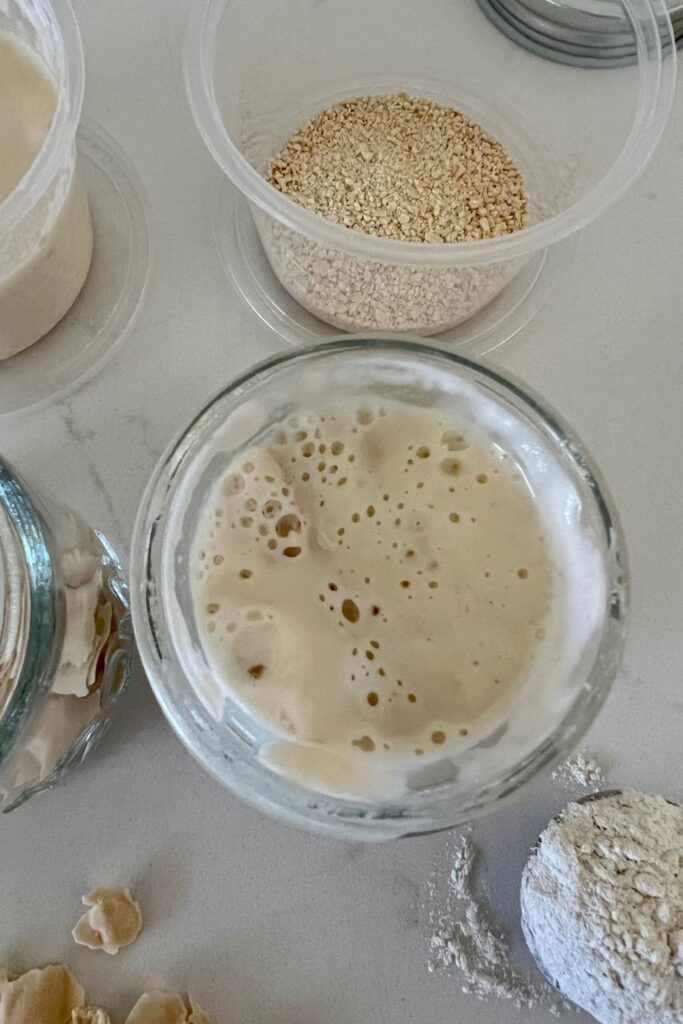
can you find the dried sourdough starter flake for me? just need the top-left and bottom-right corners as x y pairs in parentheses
(0, 964), (212, 1024)
(0, 964), (85, 1024)
(72, 886), (142, 955)
(521, 790), (683, 1024)
(124, 993), (213, 1024)
(72, 1010), (111, 1024)
(267, 93), (527, 243)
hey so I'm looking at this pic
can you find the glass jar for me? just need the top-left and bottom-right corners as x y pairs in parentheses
(0, 459), (132, 811)
(131, 338), (628, 841)
(0, 0), (93, 360)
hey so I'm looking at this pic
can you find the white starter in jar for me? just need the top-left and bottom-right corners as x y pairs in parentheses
(0, 30), (93, 360)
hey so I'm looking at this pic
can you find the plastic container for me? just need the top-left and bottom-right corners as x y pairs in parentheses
(185, 0), (675, 340)
(131, 338), (628, 841)
(0, 459), (132, 812)
(0, 0), (92, 360)
(0, 118), (151, 416)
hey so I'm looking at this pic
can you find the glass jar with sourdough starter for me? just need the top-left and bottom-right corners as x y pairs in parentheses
(131, 338), (628, 841)
(0, 459), (132, 811)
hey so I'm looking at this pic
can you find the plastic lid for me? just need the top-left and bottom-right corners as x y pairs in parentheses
(477, 0), (683, 66)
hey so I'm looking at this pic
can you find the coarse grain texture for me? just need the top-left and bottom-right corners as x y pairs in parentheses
(256, 213), (522, 334)
(521, 790), (683, 1024)
(267, 93), (528, 243)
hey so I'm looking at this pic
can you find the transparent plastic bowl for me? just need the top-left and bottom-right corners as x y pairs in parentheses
(0, 0), (92, 360)
(185, 0), (675, 337)
(131, 338), (628, 841)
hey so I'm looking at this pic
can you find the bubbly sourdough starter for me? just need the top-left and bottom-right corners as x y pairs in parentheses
(0, 31), (93, 360)
(191, 402), (559, 800)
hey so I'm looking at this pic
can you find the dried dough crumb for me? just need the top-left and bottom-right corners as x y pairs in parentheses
(124, 993), (185, 1024)
(124, 992), (214, 1024)
(267, 93), (528, 243)
(72, 1010), (111, 1024)
(0, 964), (85, 1024)
(72, 886), (142, 955)
(261, 92), (531, 334)
(188, 997), (213, 1024)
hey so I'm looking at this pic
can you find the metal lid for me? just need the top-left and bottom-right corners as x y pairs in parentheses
(477, 0), (683, 66)
(0, 461), (55, 762)
(0, 498), (29, 723)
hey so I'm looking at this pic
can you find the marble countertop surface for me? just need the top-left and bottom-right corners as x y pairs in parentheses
(1, 2), (682, 1021)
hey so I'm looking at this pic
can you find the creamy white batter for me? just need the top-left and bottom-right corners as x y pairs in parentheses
(0, 31), (93, 360)
(190, 401), (570, 800)
(0, 33), (56, 205)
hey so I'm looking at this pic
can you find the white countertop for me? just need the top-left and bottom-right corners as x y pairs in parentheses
(1, 2), (682, 1021)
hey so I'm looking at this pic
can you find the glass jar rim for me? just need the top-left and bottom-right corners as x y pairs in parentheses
(131, 337), (629, 838)
(0, 460), (56, 767)
(0, 0), (85, 238)
(184, 0), (675, 268)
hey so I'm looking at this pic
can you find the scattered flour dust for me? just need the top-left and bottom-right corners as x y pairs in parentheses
(427, 831), (565, 1014)
(552, 751), (606, 790)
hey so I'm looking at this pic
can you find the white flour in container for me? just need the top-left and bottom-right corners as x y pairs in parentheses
(521, 790), (683, 1024)
(427, 832), (564, 1014)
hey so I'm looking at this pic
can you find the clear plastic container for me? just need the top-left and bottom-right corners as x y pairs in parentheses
(185, 0), (675, 338)
(0, 118), (152, 416)
(131, 339), (628, 841)
(0, 0), (92, 360)
(0, 460), (132, 812)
